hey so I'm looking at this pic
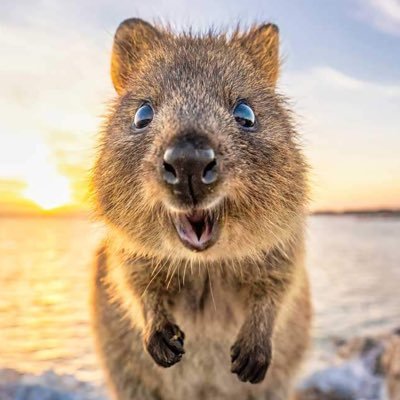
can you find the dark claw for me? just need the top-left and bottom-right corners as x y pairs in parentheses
(230, 343), (240, 362)
(230, 342), (271, 384)
(146, 322), (185, 368)
(231, 354), (249, 375)
(249, 365), (268, 384)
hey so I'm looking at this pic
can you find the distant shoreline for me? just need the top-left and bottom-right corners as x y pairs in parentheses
(313, 209), (400, 217)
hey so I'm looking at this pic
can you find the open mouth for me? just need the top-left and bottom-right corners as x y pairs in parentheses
(172, 210), (218, 251)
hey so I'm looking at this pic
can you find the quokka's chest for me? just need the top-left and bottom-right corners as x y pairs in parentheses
(165, 274), (248, 340)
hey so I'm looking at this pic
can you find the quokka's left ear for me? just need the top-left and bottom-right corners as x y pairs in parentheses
(233, 24), (280, 87)
(111, 18), (162, 94)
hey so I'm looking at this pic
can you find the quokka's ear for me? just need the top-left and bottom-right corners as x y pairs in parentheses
(234, 24), (280, 87)
(111, 18), (161, 94)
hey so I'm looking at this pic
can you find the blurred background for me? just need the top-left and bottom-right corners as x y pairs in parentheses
(0, 0), (399, 395)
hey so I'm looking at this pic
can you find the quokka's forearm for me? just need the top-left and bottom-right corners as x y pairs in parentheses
(139, 290), (186, 368)
(230, 261), (294, 384)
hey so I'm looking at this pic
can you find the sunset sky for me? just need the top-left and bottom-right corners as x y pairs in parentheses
(0, 0), (399, 213)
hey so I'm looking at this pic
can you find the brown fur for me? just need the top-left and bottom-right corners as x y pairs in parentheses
(91, 18), (312, 400)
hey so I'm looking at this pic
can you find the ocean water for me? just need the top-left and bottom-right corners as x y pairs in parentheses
(0, 215), (399, 382)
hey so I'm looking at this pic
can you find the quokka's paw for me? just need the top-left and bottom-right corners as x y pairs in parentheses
(145, 322), (185, 368)
(230, 339), (272, 384)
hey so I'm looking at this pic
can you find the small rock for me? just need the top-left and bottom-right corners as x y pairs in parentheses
(297, 361), (384, 400)
(15, 384), (74, 400)
(0, 369), (107, 400)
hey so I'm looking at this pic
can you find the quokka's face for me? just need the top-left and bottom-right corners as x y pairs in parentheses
(94, 19), (308, 262)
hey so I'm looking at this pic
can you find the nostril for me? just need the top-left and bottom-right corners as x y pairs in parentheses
(202, 159), (218, 185)
(163, 162), (179, 185)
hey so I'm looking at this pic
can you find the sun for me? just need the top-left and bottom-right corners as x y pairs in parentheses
(23, 172), (72, 210)
(21, 141), (72, 211)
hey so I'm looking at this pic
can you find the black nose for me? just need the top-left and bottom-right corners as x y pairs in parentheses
(162, 135), (219, 204)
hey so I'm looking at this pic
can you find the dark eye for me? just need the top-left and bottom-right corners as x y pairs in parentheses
(132, 103), (154, 131)
(232, 102), (256, 129)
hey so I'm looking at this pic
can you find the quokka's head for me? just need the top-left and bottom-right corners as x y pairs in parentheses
(94, 18), (308, 263)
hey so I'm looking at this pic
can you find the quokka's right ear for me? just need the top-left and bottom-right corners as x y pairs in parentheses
(233, 23), (280, 87)
(111, 18), (161, 94)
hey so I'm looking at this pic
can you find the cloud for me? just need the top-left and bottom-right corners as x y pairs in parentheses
(281, 66), (400, 210)
(355, 0), (400, 36)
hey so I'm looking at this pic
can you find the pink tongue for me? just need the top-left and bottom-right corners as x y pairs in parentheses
(177, 214), (212, 248)
(187, 211), (205, 223)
